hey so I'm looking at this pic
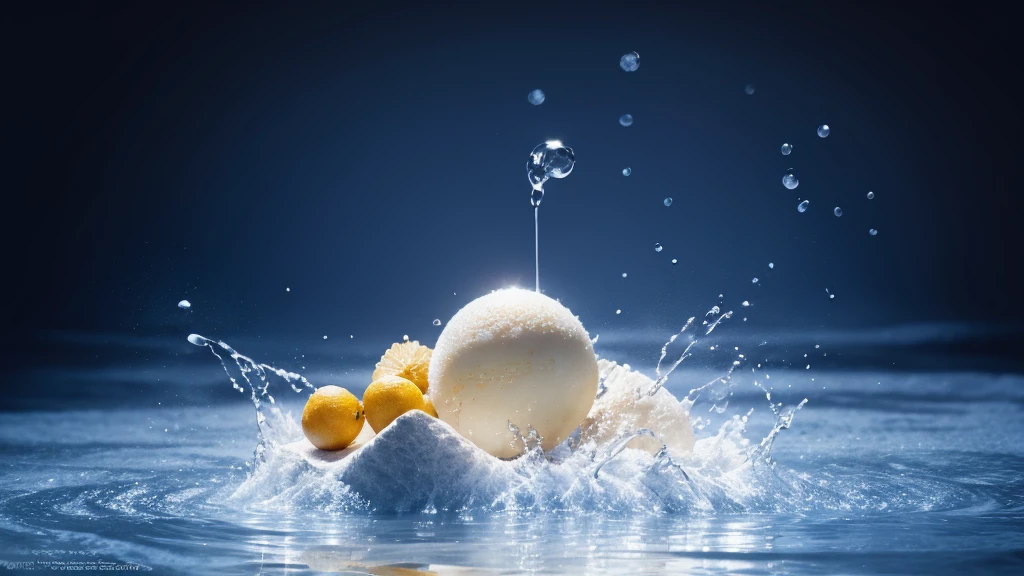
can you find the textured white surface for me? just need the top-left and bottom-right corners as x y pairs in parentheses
(580, 359), (695, 457)
(428, 288), (599, 458)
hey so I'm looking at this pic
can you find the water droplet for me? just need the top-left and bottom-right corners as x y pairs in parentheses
(615, 309), (622, 315)
(621, 273), (628, 278)
(798, 200), (809, 213)
(830, 294), (835, 299)
(433, 319), (441, 326)
(867, 191), (875, 199)
(619, 51), (640, 72)
(527, 89), (545, 105)
(323, 335), (328, 340)
(781, 143), (793, 155)
(869, 228), (878, 236)
(671, 258), (678, 264)
(817, 124), (830, 138)
(654, 243), (663, 252)
(619, 114), (634, 127)
(663, 197), (673, 207)
(745, 83), (756, 95)
(403, 334), (409, 342)
(782, 171), (799, 190)
(768, 262), (774, 269)
(285, 287), (290, 292)
(752, 277), (759, 284)
(742, 301), (751, 307)
(177, 300), (191, 310)
(526, 141), (575, 205)
(622, 167), (631, 176)
(834, 206), (843, 217)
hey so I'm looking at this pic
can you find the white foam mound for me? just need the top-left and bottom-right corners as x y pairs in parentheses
(581, 359), (695, 458)
(232, 363), (796, 514)
(336, 411), (517, 512)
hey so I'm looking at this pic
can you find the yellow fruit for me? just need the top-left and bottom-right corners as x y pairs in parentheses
(372, 341), (432, 393)
(363, 375), (426, 433)
(301, 385), (364, 451)
(423, 395), (438, 418)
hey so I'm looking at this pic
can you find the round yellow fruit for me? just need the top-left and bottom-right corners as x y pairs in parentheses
(301, 385), (364, 451)
(363, 375), (427, 433)
(372, 341), (432, 393)
(423, 395), (438, 418)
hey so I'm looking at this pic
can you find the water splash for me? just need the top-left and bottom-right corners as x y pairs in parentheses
(526, 140), (576, 292)
(187, 334), (313, 471)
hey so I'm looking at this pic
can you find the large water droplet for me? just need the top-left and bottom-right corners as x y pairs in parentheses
(782, 171), (799, 190)
(527, 89), (545, 105)
(867, 191), (875, 199)
(622, 167), (631, 177)
(834, 207), (843, 217)
(654, 243), (663, 252)
(869, 228), (878, 236)
(178, 300), (191, 310)
(781, 143), (793, 155)
(817, 124), (830, 138)
(745, 83), (756, 95)
(619, 114), (634, 127)
(798, 200), (810, 213)
(526, 141), (575, 205)
(619, 52), (640, 72)
(663, 197), (673, 207)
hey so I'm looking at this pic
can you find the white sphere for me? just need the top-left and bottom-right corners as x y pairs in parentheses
(428, 288), (598, 458)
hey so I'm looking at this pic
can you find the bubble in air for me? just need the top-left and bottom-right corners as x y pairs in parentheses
(622, 167), (631, 177)
(527, 89), (545, 105)
(798, 200), (810, 213)
(781, 143), (793, 155)
(654, 243), (663, 252)
(663, 197), (673, 207)
(178, 300), (191, 310)
(869, 228), (878, 236)
(782, 171), (799, 190)
(817, 124), (830, 138)
(619, 52), (640, 72)
(834, 207), (843, 217)
(745, 83), (756, 95)
(526, 141), (575, 206)
(867, 191), (875, 199)
(619, 114), (634, 127)
(433, 319), (442, 326)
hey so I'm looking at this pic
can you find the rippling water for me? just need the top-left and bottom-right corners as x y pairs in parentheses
(1, 364), (1022, 574)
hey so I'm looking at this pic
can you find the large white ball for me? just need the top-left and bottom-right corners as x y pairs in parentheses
(428, 288), (598, 458)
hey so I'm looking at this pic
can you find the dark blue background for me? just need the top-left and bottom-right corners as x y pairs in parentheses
(3, 1), (1021, 409)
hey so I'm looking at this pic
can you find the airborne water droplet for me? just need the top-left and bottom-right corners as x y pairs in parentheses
(834, 206), (843, 217)
(781, 143), (793, 155)
(619, 114), (634, 127)
(433, 319), (441, 326)
(817, 124), (830, 138)
(615, 309), (622, 315)
(768, 262), (775, 269)
(654, 243), (663, 252)
(798, 200), (810, 212)
(867, 191), (875, 199)
(671, 258), (678, 264)
(752, 277), (759, 284)
(178, 300), (191, 310)
(622, 167), (631, 176)
(663, 197), (673, 207)
(621, 273), (628, 278)
(527, 89), (545, 105)
(782, 171), (799, 190)
(869, 228), (878, 236)
(323, 335), (328, 340)
(619, 51), (640, 72)
(745, 83), (756, 95)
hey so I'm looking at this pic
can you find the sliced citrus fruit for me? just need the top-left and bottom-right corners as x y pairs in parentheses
(372, 341), (432, 393)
